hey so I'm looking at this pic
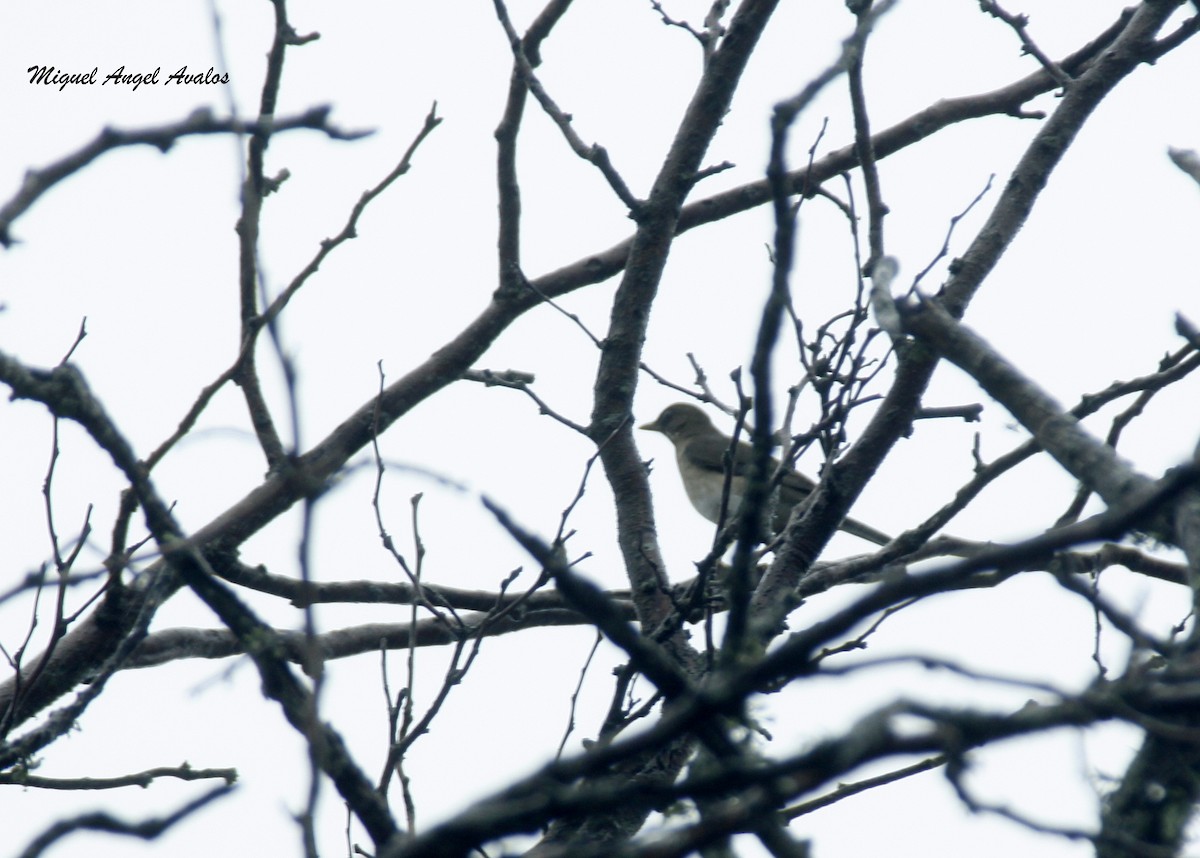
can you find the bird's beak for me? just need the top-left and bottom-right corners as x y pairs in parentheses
(639, 419), (661, 432)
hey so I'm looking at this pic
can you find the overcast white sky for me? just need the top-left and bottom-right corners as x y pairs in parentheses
(2, 2), (1200, 856)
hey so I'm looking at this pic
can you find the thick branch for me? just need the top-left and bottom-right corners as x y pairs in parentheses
(124, 608), (607, 669)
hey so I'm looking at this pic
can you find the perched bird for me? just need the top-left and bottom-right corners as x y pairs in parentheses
(640, 402), (891, 546)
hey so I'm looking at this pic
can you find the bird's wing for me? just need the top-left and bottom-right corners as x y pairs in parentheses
(686, 434), (816, 496)
(681, 433), (744, 475)
(777, 465), (817, 501)
(685, 431), (891, 545)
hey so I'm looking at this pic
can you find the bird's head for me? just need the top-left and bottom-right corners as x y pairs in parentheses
(639, 403), (716, 444)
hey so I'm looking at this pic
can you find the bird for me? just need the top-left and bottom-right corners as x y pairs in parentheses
(639, 402), (891, 546)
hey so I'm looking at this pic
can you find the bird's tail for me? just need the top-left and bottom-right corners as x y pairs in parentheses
(839, 515), (892, 546)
